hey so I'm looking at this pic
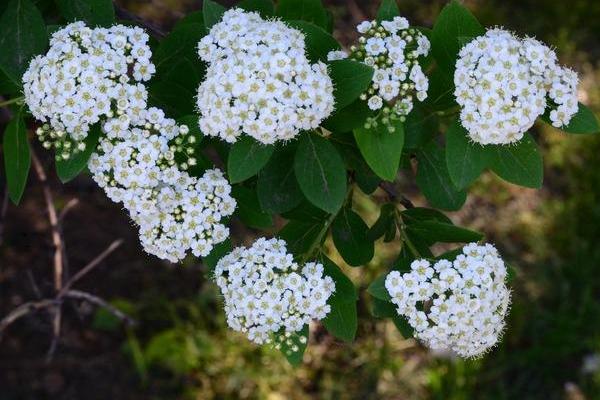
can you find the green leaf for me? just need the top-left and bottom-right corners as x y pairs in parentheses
(406, 221), (483, 245)
(541, 103), (600, 134)
(0, 0), (48, 85)
(332, 207), (374, 266)
(376, 0), (400, 21)
(391, 314), (414, 338)
(228, 137), (275, 183)
(176, 10), (204, 27)
(367, 274), (391, 301)
(431, 0), (484, 72)
(322, 99), (372, 133)
(404, 103), (438, 150)
(257, 146), (304, 214)
(294, 133), (347, 214)
(238, 0), (274, 16)
(367, 203), (396, 241)
(354, 119), (404, 182)
(56, 124), (101, 183)
(321, 257), (358, 342)
(278, 219), (323, 255)
(423, 66), (457, 111)
(488, 134), (543, 189)
(371, 297), (395, 318)
(416, 142), (467, 211)
(231, 186), (273, 229)
(57, 0), (115, 27)
(203, 0), (226, 29)
(153, 22), (207, 83)
(3, 112), (30, 204)
(287, 21), (340, 63)
(276, 0), (328, 29)
(321, 256), (357, 299)
(328, 59), (374, 111)
(149, 80), (197, 118)
(446, 118), (489, 188)
(401, 207), (452, 225)
(274, 325), (309, 366)
(281, 200), (327, 222)
(0, 66), (20, 95)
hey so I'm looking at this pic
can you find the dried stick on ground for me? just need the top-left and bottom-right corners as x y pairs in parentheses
(0, 148), (133, 358)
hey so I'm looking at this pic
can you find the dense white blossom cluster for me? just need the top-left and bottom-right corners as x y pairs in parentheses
(385, 243), (510, 358)
(328, 16), (430, 131)
(455, 29), (579, 145)
(196, 9), (335, 144)
(23, 22), (155, 159)
(214, 238), (335, 344)
(88, 107), (236, 262)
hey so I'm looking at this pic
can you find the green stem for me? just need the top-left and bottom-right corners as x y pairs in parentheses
(0, 96), (24, 108)
(301, 184), (354, 263)
(394, 210), (422, 259)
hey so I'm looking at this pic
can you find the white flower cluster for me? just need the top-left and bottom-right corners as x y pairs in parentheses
(196, 9), (335, 144)
(385, 243), (510, 358)
(23, 22), (155, 159)
(327, 17), (430, 131)
(455, 29), (579, 145)
(214, 238), (335, 344)
(88, 107), (236, 262)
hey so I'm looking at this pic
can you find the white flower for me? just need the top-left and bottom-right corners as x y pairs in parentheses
(214, 238), (336, 345)
(328, 16), (430, 130)
(385, 242), (511, 358)
(196, 9), (335, 144)
(88, 107), (236, 262)
(356, 21), (372, 34)
(368, 95), (384, 110)
(327, 50), (349, 61)
(454, 28), (579, 145)
(23, 22), (155, 159)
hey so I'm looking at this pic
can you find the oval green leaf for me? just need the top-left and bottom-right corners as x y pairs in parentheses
(488, 133), (543, 189)
(257, 146), (304, 214)
(328, 59), (374, 111)
(445, 118), (490, 189)
(294, 133), (347, 214)
(332, 207), (374, 266)
(228, 136), (275, 183)
(3, 112), (30, 204)
(0, 0), (48, 85)
(354, 120), (404, 182)
(56, 124), (101, 183)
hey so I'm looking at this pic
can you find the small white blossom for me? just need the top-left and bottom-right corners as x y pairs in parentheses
(214, 238), (335, 345)
(196, 9), (335, 144)
(88, 107), (236, 262)
(385, 243), (511, 358)
(328, 16), (430, 130)
(23, 22), (155, 159)
(455, 29), (579, 145)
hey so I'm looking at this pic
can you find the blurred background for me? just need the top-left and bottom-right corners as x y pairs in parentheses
(1, 0), (600, 399)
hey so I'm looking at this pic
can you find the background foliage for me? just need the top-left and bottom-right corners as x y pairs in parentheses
(1, 0), (600, 399)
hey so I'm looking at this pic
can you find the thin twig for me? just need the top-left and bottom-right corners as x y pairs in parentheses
(59, 240), (124, 296)
(0, 300), (59, 339)
(64, 290), (136, 326)
(58, 198), (80, 223)
(31, 151), (63, 293)
(31, 150), (65, 361)
(113, 2), (166, 38)
(379, 182), (415, 209)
